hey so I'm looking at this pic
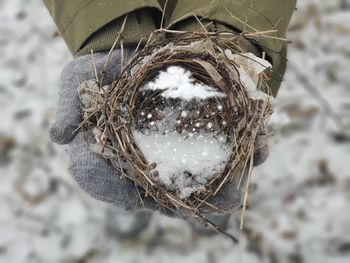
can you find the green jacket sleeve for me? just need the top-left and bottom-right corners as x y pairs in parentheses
(168, 0), (297, 96)
(43, 0), (163, 54)
(43, 0), (296, 95)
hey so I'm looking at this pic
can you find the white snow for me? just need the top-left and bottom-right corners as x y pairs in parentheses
(141, 66), (226, 100)
(132, 130), (230, 199)
(137, 65), (231, 199)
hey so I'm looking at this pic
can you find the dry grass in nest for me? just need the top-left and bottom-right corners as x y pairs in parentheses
(78, 30), (273, 242)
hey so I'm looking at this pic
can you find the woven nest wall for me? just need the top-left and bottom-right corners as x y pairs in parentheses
(78, 31), (273, 238)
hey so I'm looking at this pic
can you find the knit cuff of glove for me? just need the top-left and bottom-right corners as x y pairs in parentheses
(76, 9), (157, 57)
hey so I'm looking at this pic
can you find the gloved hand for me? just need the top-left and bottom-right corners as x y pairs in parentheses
(49, 49), (269, 214)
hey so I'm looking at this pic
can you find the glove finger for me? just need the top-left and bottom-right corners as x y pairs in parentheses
(253, 133), (269, 166)
(207, 183), (243, 212)
(68, 131), (178, 216)
(208, 133), (267, 210)
(68, 132), (141, 211)
(49, 58), (83, 145)
(50, 49), (135, 145)
(207, 167), (250, 211)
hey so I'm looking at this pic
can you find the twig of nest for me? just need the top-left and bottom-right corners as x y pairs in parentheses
(78, 30), (273, 243)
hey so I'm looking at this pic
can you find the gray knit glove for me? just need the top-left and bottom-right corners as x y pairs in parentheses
(49, 49), (269, 214)
(50, 49), (161, 212)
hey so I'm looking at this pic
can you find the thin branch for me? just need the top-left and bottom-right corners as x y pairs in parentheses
(90, 49), (99, 84)
(160, 0), (169, 29)
(99, 14), (129, 85)
(288, 61), (346, 132)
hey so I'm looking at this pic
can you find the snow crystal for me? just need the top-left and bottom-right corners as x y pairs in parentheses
(141, 66), (226, 101)
(132, 130), (230, 199)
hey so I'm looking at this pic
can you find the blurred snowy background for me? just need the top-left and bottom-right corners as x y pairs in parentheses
(1, 0), (350, 262)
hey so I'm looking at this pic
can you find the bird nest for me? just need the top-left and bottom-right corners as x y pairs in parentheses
(78, 31), (273, 241)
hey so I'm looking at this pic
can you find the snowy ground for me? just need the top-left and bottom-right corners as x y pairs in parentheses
(1, 0), (350, 262)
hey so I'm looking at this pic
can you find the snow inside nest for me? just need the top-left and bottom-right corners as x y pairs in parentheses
(134, 66), (231, 199)
(140, 66), (226, 101)
(133, 130), (230, 199)
(133, 54), (272, 199)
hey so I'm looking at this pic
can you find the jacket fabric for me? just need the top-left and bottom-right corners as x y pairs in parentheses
(43, 0), (297, 95)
